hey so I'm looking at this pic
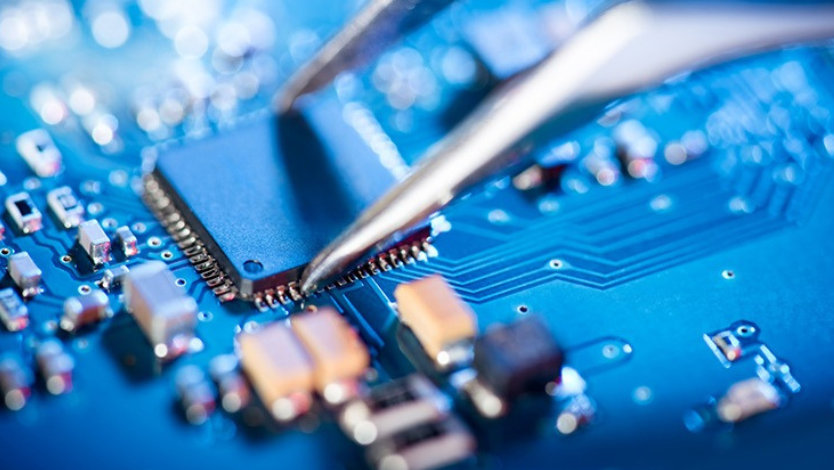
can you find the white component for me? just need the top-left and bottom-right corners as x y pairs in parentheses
(8, 252), (42, 298)
(0, 288), (28, 332)
(77, 220), (110, 265)
(16, 129), (62, 177)
(115, 226), (139, 257)
(47, 186), (85, 229)
(5, 193), (42, 234)
(36, 340), (74, 395)
(124, 261), (197, 359)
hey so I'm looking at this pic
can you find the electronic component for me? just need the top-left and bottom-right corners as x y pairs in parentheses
(124, 261), (198, 360)
(703, 322), (801, 392)
(291, 307), (369, 404)
(16, 129), (62, 177)
(77, 219), (111, 265)
(47, 186), (84, 229)
(36, 340), (74, 395)
(340, 375), (450, 445)
(99, 265), (129, 291)
(209, 355), (251, 413)
(115, 226), (139, 257)
(393, 275), (477, 369)
(238, 322), (314, 422)
(550, 367), (595, 435)
(60, 289), (111, 333)
(8, 251), (42, 298)
(468, 316), (563, 417)
(0, 288), (28, 331)
(711, 331), (743, 362)
(366, 417), (476, 470)
(716, 378), (781, 423)
(5, 192), (43, 234)
(512, 163), (568, 194)
(613, 120), (660, 180)
(175, 365), (216, 425)
(0, 353), (32, 411)
(556, 394), (596, 435)
(143, 112), (428, 304)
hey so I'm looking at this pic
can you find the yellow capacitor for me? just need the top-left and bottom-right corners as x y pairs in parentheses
(394, 275), (477, 368)
(238, 322), (314, 421)
(292, 307), (369, 404)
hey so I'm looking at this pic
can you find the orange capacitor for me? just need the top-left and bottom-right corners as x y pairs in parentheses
(291, 308), (369, 403)
(238, 322), (314, 421)
(394, 275), (477, 367)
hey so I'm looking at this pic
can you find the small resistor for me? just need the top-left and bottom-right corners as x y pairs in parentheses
(78, 220), (111, 265)
(176, 365), (216, 425)
(8, 252), (42, 298)
(115, 226), (139, 258)
(47, 186), (85, 229)
(36, 340), (75, 395)
(209, 354), (251, 413)
(0, 288), (29, 332)
(100, 265), (129, 292)
(0, 353), (32, 410)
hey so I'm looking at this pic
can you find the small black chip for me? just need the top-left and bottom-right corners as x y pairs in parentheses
(473, 315), (563, 400)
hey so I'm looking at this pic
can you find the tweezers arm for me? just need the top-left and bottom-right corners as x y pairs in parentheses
(276, 0), (454, 112)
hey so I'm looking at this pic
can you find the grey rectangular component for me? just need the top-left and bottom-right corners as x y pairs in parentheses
(8, 252), (42, 298)
(124, 261), (197, 359)
(115, 226), (138, 257)
(78, 220), (111, 265)
(47, 186), (85, 229)
(5, 192), (42, 234)
(0, 288), (28, 331)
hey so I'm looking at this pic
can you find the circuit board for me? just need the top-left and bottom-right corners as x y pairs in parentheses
(1, 1), (833, 469)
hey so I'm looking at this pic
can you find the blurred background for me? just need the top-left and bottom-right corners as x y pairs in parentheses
(2, 2), (834, 469)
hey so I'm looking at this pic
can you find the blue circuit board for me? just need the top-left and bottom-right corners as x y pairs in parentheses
(1, 1), (833, 469)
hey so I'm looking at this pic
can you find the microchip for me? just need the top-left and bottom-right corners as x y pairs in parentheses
(145, 97), (430, 304)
